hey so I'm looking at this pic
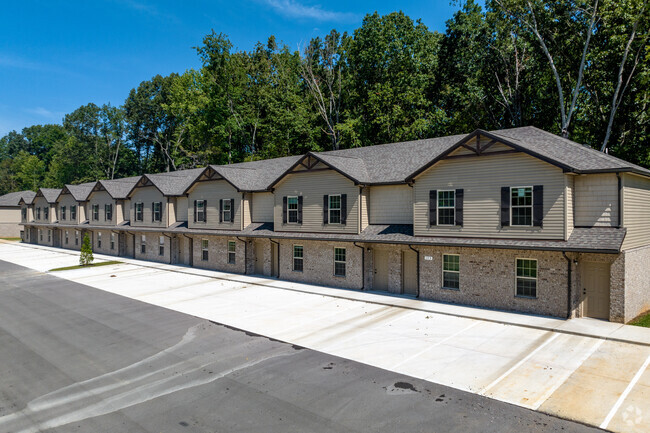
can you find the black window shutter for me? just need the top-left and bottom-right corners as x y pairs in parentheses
(429, 190), (437, 226)
(297, 196), (303, 224)
(193, 200), (197, 222)
(219, 199), (223, 223)
(341, 194), (347, 225)
(151, 202), (154, 222)
(455, 189), (464, 226)
(203, 200), (207, 222)
(323, 195), (329, 224)
(230, 198), (235, 223)
(533, 185), (544, 227)
(282, 196), (287, 224)
(501, 187), (510, 227)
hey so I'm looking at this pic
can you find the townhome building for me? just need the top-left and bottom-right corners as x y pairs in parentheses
(0, 190), (35, 238)
(13, 126), (650, 323)
(56, 182), (95, 250)
(27, 188), (62, 247)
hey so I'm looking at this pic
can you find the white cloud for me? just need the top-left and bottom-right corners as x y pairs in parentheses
(24, 107), (63, 120)
(263, 0), (358, 22)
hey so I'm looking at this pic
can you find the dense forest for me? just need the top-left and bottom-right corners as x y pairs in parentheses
(1, 0), (649, 195)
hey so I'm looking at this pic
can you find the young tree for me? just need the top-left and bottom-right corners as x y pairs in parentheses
(79, 234), (93, 266)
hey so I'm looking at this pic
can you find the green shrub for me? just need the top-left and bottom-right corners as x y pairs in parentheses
(79, 233), (94, 266)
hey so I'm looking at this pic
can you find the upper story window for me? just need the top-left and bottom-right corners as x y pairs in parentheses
(516, 258), (537, 298)
(438, 191), (455, 226)
(21, 208), (27, 220)
(44, 207), (49, 220)
(501, 186), (543, 228)
(287, 197), (298, 223)
(323, 194), (347, 225)
(105, 204), (112, 221)
(153, 202), (162, 222)
(221, 200), (232, 223)
(92, 204), (99, 221)
(61, 206), (66, 220)
(36, 207), (41, 219)
(135, 203), (144, 221)
(195, 200), (206, 222)
(70, 205), (77, 221)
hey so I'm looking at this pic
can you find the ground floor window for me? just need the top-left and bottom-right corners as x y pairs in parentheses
(334, 247), (346, 277)
(516, 258), (537, 298)
(159, 236), (165, 256)
(75, 231), (79, 246)
(48, 230), (51, 243)
(39, 229), (42, 241)
(110, 233), (115, 250)
(293, 245), (303, 272)
(442, 254), (460, 290)
(228, 241), (236, 264)
(65, 231), (69, 245)
(201, 239), (209, 261)
(97, 232), (102, 248)
(141, 235), (146, 254)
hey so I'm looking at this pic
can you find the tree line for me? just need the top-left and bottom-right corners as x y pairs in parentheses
(1, 0), (648, 195)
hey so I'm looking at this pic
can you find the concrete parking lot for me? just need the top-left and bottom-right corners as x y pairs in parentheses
(1, 241), (649, 433)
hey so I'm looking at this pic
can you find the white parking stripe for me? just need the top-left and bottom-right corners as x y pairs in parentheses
(390, 321), (480, 369)
(531, 338), (604, 410)
(480, 332), (560, 395)
(600, 353), (650, 430)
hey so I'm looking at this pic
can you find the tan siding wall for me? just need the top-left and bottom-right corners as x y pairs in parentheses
(168, 199), (176, 225)
(369, 184), (413, 224)
(122, 200), (130, 222)
(56, 195), (80, 225)
(243, 193), (252, 228)
(413, 152), (565, 239)
(116, 201), (124, 225)
(176, 196), (188, 222)
(251, 192), (274, 222)
(0, 207), (20, 237)
(129, 186), (167, 228)
(566, 175), (574, 239)
(574, 173), (619, 227)
(274, 169), (359, 234)
(360, 187), (369, 230)
(87, 190), (117, 226)
(622, 174), (650, 250)
(187, 180), (241, 230)
(33, 197), (52, 223)
(79, 203), (87, 222)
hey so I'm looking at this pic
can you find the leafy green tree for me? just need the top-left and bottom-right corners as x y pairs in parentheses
(79, 234), (93, 266)
(12, 151), (45, 191)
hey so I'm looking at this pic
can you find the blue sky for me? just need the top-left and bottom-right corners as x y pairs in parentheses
(0, 0), (465, 137)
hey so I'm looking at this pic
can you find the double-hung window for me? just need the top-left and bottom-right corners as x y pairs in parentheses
(61, 206), (66, 220)
(75, 231), (79, 246)
(39, 229), (42, 241)
(227, 241), (236, 264)
(135, 203), (143, 221)
(47, 230), (51, 243)
(511, 187), (533, 226)
(44, 207), (49, 221)
(328, 195), (341, 224)
(159, 236), (165, 256)
(105, 204), (112, 221)
(196, 200), (206, 222)
(293, 245), (303, 272)
(287, 197), (298, 223)
(153, 202), (162, 222)
(140, 235), (146, 254)
(97, 232), (102, 248)
(37, 208), (41, 219)
(438, 191), (455, 225)
(516, 259), (537, 298)
(221, 200), (232, 223)
(201, 239), (209, 261)
(65, 231), (69, 245)
(70, 205), (77, 221)
(442, 254), (460, 290)
(22, 208), (27, 220)
(92, 204), (99, 221)
(110, 233), (115, 250)
(334, 247), (346, 277)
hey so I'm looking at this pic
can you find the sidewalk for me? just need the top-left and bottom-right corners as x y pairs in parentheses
(4, 240), (649, 347)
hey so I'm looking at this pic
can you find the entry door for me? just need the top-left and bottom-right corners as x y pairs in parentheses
(373, 249), (389, 291)
(254, 242), (265, 275)
(401, 250), (418, 296)
(271, 243), (279, 277)
(582, 261), (611, 320)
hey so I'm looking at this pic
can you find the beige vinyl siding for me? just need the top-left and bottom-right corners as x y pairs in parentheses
(129, 186), (167, 228)
(574, 173), (619, 227)
(79, 203), (87, 222)
(565, 175), (574, 239)
(369, 184), (413, 224)
(176, 196), (188, 222)
(33, 197), (51, 223)
(360, 187), (369, 231)
(88, 190), (117, 226)
(122, 199), (130, 222)
(413, 152), (565, 239)
(274, 169), (359, 234)
(243, 193), (252, 228)
(622, 173), (650, 250)
(167, 199), (176, 225)
(187, 180), (241, 230)
(57, 194), (80, 225)
(252, 192), (274, 222)
(115, 201), (124, 225)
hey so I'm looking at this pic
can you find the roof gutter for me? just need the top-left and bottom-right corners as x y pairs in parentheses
(617, 172), (622, 228)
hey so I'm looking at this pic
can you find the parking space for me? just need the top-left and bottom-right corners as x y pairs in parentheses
(2, 241), (650, 433)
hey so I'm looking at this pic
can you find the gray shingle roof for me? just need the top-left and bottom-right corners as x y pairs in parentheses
(97, 176), (142, 199)
(144, 168), (205, 196)
(0, 190), (35, 206)
(38, 188), (62, 204)
(60, 182), (96, 202)
(208, 155), (302, 191)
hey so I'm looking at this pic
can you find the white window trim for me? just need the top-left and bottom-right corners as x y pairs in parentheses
(110, 233), (115, 250)
(97, 232), (102, 248)
(227, 241), (236, 264)
(293, 245), (303, 272)
(153, 202), (162, 222)
(287, 196), (299, 224)
(135, 202), (144, 221)
(437, 190), (456, 226)
(441, 253), (460, 290)
(196, 200), (206, 223)
(514, 257), (538, 299)
(93, 204), (99, 221)
(159, 236), (165, 256)
(510, 186), (534, 227)
(333, 247), (346, 277)
(222, 200), (232, 223)
(328, 194), (342, 225)
(201, 239), (209, 261)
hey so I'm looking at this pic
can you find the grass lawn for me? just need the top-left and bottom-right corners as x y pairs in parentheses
(629, 311), (650, 328)
(0, 237), (22, 241)
(49, 261), (122, 272)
